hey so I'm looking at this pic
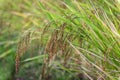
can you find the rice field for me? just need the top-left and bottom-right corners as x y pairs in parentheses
(0, 0), (120, 80)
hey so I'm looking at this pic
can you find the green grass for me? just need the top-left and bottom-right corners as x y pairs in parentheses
(0, 0), (120, 80)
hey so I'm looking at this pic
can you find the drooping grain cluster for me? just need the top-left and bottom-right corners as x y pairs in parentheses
(41, 23), (75, 80)
(15, 32), (31, 73)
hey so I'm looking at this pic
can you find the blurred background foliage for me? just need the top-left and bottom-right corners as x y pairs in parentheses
(0, 0), (120, 80)
(0, 0), (41, 80)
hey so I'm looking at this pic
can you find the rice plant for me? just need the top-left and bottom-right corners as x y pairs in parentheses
(0, 0), (120, 80)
